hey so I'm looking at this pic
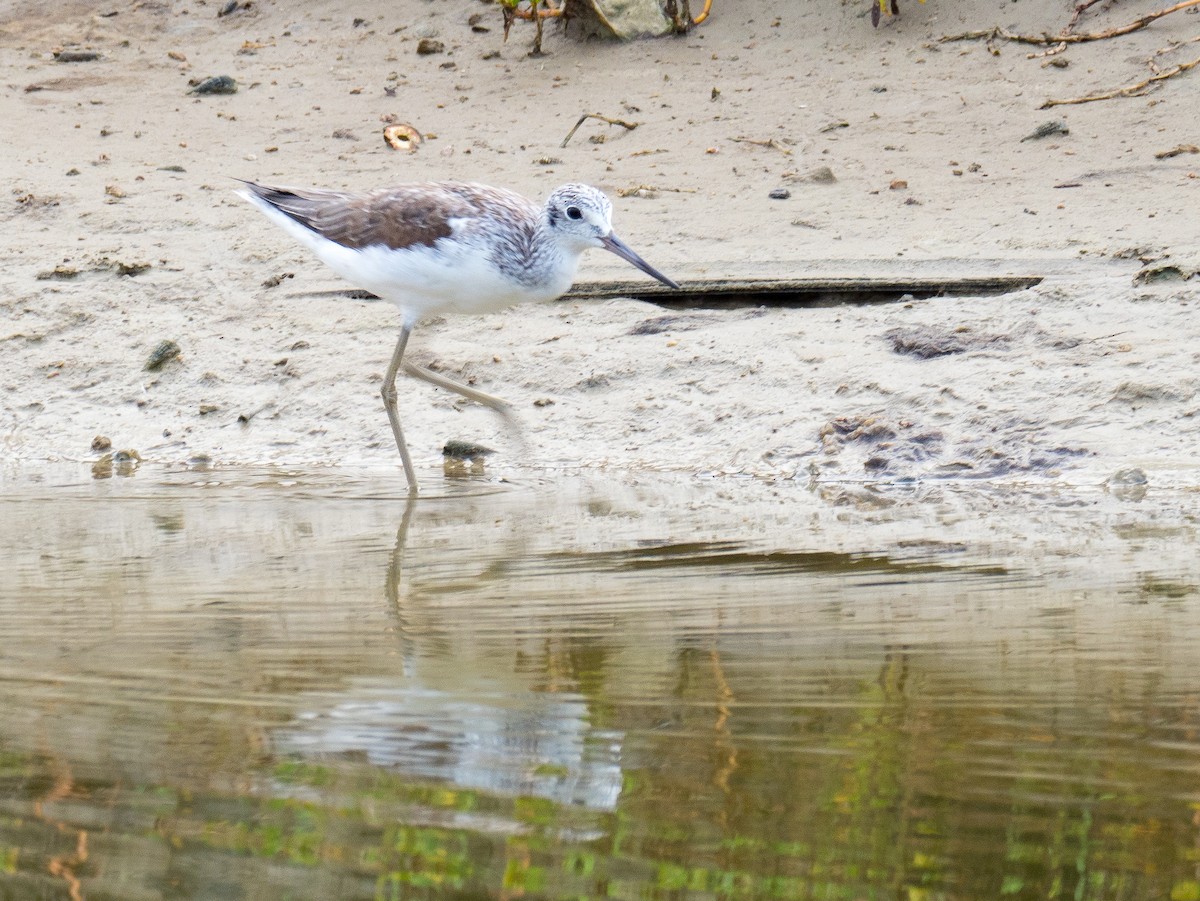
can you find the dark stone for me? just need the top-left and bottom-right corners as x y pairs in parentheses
(189, 75), (238, 95)
(443, 440), (495, 460)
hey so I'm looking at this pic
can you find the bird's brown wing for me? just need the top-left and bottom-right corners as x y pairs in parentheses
(241, 182), (469, 250)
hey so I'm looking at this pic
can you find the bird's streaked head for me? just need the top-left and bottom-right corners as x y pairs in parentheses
(544, 184), (613, 251)
(544, 183), (678, 289)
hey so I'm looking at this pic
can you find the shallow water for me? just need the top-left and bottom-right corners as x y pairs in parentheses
(2, 465), (1200, 900)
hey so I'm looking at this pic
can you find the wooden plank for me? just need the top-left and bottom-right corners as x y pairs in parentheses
(564, 274), (1043, 304)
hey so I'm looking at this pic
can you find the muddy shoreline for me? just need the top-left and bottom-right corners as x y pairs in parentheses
(1, 0), (1197, 485)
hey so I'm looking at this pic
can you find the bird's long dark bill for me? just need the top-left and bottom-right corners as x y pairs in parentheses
(601, 233), (680, 289)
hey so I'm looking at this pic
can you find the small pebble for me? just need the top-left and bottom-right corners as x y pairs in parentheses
(36, 265), (80, 281)
(1021, 119), (1068, 142)
(785, 166), (836, 185)
(261, 271), (294, 288)
(55, 49), (101, 63)
(144, 339), (181, 371)
(417, 38), (445, 55)
(443, 440), (494, 460)
(115, 260), (150, 276)
(189, 75), (238, 95)
(768, 187), (791, 200)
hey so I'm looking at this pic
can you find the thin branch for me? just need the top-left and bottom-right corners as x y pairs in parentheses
(560, 113), (639, 147)
(1041, 52), (1200, 107)
(1155, 144), (1200, 159)
(615, 184), (698, 197)
(943, 0), (1200, 46)
(731, 136), (794, 155)
(1027, 41), (1068, 60)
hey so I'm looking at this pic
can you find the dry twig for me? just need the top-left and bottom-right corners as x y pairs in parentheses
(942, 0), (1200, 46)
(1041, 52), (1200, 107)
(731, 136), (794, 155)
(615, 184), (697, 197)
(1027, 41), (1068, 59)
(1155, 144), (1200, 159)
(560, 113), (639, 147)
(1148, 33), (1200, 72)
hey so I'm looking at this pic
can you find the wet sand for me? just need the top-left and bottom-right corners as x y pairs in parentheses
(1, 0), (1198, 485)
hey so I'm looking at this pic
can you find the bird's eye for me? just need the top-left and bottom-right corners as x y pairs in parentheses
(566, 206), (583, 220)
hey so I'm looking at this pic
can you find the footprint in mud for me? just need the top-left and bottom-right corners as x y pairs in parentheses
(818, 415), (944, 475)
(884, 325), (1010, 359)
(818, 413), (1089, 479)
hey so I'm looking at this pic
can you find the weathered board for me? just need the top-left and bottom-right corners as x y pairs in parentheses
(564, 274), (1043, 307)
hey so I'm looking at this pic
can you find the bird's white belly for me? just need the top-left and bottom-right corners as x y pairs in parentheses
(318, 238), (574, 320)
(244, 192), (579, 323)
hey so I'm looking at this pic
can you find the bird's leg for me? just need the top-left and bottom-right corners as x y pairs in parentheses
(402, 361), (529, 464)
(382, 326), (419, 494)
(401, 361), (516, 424)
